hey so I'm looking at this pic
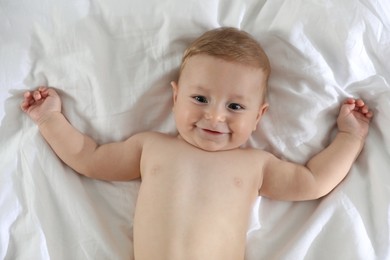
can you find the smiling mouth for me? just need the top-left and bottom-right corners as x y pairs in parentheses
(201, 128), (226, 135)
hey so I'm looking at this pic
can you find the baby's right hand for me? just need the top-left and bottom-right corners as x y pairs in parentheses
(21, 86), (62, 125)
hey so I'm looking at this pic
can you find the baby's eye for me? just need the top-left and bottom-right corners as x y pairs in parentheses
(228, 103), (244, 111)
(193, 96), (208, 103)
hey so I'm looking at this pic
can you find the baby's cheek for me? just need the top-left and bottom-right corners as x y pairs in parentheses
(234, 123), (253, 139)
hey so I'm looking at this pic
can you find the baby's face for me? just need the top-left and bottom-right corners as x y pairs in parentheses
(172, 54), (268, 152)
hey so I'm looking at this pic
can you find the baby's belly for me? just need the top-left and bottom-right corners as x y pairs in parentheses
(134, 213), (246, 260)
(133, 174), (256, 260)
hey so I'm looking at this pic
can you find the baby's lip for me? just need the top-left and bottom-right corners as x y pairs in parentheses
(195, 123), (230, 135)
(200, 127), (229, 135)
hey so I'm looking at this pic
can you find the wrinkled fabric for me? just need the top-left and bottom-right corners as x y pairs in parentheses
(1, 0), (389, 259)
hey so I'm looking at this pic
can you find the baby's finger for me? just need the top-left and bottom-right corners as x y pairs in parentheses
(23, 91), (30, 97)
(22, 91), (33, 104)
(364, 105), (370, 114)
(33, 90), (42, 101)
(23, 91), (32, 100)
(366, 111), (374, 118)
(344, 98), (355, 105)
(38, 86), (49, 98)
(21, 96), (33, 112)
(355, 99), (365, 108)
(20, 100), (28, 111)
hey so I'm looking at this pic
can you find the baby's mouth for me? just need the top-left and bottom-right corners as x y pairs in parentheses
(203, 129), (223, 134)
(195, 123), (229, 136)
(200, 128), (228, 135)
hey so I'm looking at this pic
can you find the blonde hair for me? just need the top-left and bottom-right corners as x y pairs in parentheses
(180, 27), (271, 84)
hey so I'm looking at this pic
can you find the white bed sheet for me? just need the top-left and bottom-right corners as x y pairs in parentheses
(1, 0), (389, 259)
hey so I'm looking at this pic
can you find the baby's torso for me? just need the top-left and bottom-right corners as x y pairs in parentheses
(133, 133), (265, 260)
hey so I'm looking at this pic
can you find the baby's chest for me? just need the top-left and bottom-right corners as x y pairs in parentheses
(141, 148), (261, 200)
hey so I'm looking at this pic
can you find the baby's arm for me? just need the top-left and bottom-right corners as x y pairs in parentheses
(260, 98), (373, 201)
(21, 87), (142, 181)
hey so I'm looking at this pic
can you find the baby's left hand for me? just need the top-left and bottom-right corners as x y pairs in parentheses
(337, 98), (373, 140)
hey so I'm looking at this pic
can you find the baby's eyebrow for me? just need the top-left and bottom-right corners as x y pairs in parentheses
(189, 85), (212, 95)
(193, 85), (209, 92)
(228, 93), (252, 103)
(230, 94), (246, 100)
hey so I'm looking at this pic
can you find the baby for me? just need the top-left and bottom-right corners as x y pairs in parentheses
(21, 27), (373, 259)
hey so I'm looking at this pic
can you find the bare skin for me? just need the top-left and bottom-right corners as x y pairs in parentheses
(20, 55), (373, 259)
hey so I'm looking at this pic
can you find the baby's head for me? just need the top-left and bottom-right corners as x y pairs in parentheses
(172, 27), (270, 151)
(179, 27), (270, 100)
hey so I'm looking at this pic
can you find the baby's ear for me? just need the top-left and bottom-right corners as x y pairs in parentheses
(253, 103), (269, 130)
(171, 81), (179, 104)
(258, 103), (269, 118)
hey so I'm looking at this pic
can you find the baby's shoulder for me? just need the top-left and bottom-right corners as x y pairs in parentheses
(239, 147), (272, 157)
(235, 147), (274, 164)
(130, 131), (176, 146)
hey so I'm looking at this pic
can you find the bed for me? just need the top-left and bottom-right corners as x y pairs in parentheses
(1, 0), (389, 259)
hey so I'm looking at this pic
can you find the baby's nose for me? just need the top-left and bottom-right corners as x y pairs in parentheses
(205, 106), (226, 123)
